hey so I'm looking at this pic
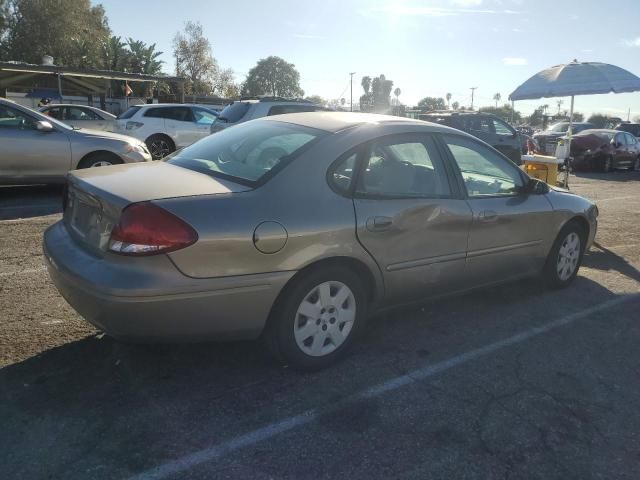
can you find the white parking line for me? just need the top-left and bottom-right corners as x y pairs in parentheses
(127, 294), (637, 480)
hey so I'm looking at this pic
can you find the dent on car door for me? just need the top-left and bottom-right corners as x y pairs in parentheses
(0, 104), (71, 179)
(440, 133), (553, 286)
(346, 133), (473, 304)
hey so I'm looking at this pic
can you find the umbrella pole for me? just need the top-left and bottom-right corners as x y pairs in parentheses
(564, 95), (575, 188)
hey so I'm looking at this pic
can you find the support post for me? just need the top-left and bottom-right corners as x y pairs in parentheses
(57, 74), (63, 100)
(564, 95), (575, 189)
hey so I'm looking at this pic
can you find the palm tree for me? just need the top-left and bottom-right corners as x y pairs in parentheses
(446, 92), (452, 109)
(452, 101), (460, 111)
(493, 92), (501, 108)
(394, 87), (401, 106)
(126, 39), (164, 97)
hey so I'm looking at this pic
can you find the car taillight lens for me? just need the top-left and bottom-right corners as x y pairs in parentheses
(108, 202), (198, 256)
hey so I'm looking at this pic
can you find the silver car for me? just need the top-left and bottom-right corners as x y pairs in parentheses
(38, 104), (117, 132)
(44, 112), (598, 370)
(0, 98), (151, 184)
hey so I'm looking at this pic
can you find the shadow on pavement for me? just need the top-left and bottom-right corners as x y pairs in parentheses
(0, 184), (63, 220)
(583, 242), (640, 283)
(573, 170), (640, 183)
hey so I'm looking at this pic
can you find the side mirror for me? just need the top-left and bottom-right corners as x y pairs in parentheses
(34, 120), (54, 132)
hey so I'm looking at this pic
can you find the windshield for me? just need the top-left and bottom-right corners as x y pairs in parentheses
(117, 106), (141, 119)
(168, 120), (323, 184)
(217, 102), (251, 123)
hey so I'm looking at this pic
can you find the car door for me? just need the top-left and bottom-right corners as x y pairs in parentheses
(164, 107), (197, 147)
(491, 117), (521, 164)
(0, 103), (71, 180)
(613, 132), (630, 167)
(348, 133), (473, 304)
(623, 133), (638, 167)
(191, 107), (218, 141)
(439, 133), (553, 286)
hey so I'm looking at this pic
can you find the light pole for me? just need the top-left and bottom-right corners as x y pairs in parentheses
(470, 87), (477, 110)
(349, 72), (356, 112)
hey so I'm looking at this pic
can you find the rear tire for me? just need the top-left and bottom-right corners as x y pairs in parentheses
(77, 151), (122, 169)
(264, 265), (367, 371)
(543, 222), (586, 289)
(145, 134), (175, 160)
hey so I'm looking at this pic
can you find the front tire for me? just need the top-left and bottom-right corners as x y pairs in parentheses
(145, 134), (175, 160)
(633, 156), (640, 171)
(543, 222), (586, 289)
(602, 155), (613, 173)
(264, 265), (367, 371)
(77, 151), (122, 169)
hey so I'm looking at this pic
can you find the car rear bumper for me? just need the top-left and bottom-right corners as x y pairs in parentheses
(43, 221), (295, 342)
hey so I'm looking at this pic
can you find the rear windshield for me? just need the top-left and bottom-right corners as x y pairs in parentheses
(617, 124), (640, 135)
(117, 106), (141, 119)
(217, 102), (251, 123)
(168, 120), (324, 185)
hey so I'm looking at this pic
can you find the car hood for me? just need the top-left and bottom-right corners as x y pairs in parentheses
(70, 127), (140, 144)
(68, 161), (252, 206)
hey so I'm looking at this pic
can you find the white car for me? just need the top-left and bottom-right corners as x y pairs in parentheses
(39, 104), (116, 132)
(115, 104), (219, 159)
(211, 97), (328, 134)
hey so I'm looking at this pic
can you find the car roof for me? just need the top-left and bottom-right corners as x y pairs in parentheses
(130, 103), (195, 109)
(263, 111), (460, 134)
(576, 129), (617, 135)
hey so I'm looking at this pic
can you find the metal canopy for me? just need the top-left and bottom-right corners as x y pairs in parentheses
(0, 61), (184, 83)
(509, 61), (640, 101)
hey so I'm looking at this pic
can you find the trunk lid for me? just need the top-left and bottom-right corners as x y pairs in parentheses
(64, 161), (251, 253)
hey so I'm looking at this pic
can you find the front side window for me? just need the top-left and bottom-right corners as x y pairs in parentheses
(45, 107), (63, 120)
(0, 105), (35, 130)
(357, 136), (450, 198)
(614, 133), (625, 146)
(443, 134), (524, 197)
(493, 118), (515, 137)
(168, 120), (323, 184)
(625, 133), (636, 145)
(464, 116), (493, 134)
(117, 106), (141, 119)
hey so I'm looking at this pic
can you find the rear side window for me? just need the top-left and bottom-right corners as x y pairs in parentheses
(329, 152), (358, 194)
(117, 106), (141, 119)
(218, 102), (251, 123)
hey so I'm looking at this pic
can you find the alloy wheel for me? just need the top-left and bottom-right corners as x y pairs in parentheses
(557, 232), (581, 281)
(90, 160), (112, 167)
(293, 281), (356, 357)
(149, 140), (171, 159)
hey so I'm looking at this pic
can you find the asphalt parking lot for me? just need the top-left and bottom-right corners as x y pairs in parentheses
(1, 172), (639, 480)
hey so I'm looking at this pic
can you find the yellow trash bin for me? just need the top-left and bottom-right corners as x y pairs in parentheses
(521, 154), (563, 185)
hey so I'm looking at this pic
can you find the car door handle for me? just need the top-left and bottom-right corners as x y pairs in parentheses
(366, 216), (393, 231)
(477, 210), (498, 222)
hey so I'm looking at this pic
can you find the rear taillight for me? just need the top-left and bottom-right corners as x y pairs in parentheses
(108, 202), (198, 256)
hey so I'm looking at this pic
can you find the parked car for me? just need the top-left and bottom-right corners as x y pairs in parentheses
(418, 111), (522, 165)
(211, 97), (329, 133)
(571, 129), (640, 172)
(39, 104), (116, 131)
(0, 98), (151, 184)
(114, 104), (220, 159)
(533, 121), (594, 155)
(615, 122), (640, 138)
(44, 112), (598, 370)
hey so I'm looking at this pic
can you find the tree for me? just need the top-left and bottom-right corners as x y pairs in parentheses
(214, 67), (239, 98)
(173, 21), (218, 95)
(479, 103), (521, 123)
(4, 0), (110, 68)
(528, 107), (545, 127)
(305, 95), (326, 105)
(446, 92), (452, 108)
(451, 101), (460, 111)
(126, 39), (163, 75)
(359, 74), (393, 112)
(572, 112), (584, 122)
(393, 87), (401, 105)
(418, 96), (446, 111)
(493, 93), (501, 108)
(587, 114), (610, 129)
(241, 56), (303, 98)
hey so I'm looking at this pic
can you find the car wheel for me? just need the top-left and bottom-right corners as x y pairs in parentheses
(543, 222), (586, 289)
(145, 134), (175, 160)
(602, 156), (613, 173)
(633, 156), (640, 171)
(265, 265), (367, 371)
(77, 152), (123, 169)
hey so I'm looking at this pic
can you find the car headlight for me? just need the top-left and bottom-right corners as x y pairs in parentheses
(126, 143), (148, 154)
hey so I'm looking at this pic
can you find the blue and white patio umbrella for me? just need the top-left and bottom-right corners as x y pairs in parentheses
(509, 60), (640, 186)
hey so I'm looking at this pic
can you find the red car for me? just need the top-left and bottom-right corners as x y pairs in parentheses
(571, 129), (640, 172)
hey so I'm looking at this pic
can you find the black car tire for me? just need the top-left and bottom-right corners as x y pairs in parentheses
(264, 265), (368, 371)
(543, 221), (586, 289)
(77, 151), (123, 169)
(145, 134), (175, 160)
(633, 157), (640, 171)
(602, 155), (613, 173)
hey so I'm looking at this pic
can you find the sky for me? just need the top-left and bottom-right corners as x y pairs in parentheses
(98, 0), (640, 119)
